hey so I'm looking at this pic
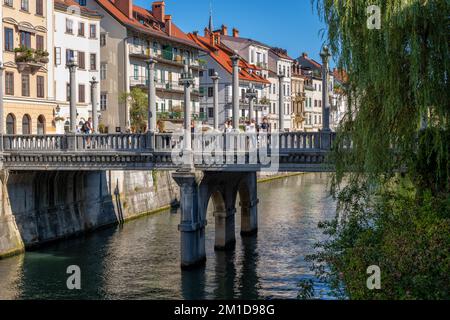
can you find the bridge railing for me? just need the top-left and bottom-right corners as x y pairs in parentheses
(2, 131), (337, 154)
(2, 135), (68, 151)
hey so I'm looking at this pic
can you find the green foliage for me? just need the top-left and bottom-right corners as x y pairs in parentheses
(309, 0), (450, 299)
(120, 88), (148, 133)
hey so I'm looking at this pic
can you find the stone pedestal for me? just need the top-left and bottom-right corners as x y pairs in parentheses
(172, 170), (206, 269)
(214, 208), (236, 251)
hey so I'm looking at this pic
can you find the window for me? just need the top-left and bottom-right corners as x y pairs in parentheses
(100, 93), (107, 110)
(5, 72), (14, 95)
(20, 31), (31, 48)
(55, 47), (61, 65)
(199, 70), (204, 77)
(208, 108), (214, 118)
(78, 0), (87, 5)
(22, 114), (31, 135)
(66, 19), (73, 34)
(21, 0), (29, 11)
(37, 115), (45, 135)
(36, 0), (43, 15)
(314, 100), (317, 107)
(37, 75), (45, 98)
(89, 24), (97, 38)
(133, 65), (139, 80)
(66, 49), (75, 64)
(78, 22), (85, 37)
(21, 74), (30, 97)
(78, 51), (85, 69)
(4, 28), (13, 51)
(100, 63), (107, 80)
(208, 87), (213, 97)
(6, 114), (15, 134)
(90, 53), (97, 70)
(36, 35), (44, 51)
(4, 0), (13, 7)
(208, 69), (215, 77)
(100, 33), (106, 46)
(78, 84), (85, 103)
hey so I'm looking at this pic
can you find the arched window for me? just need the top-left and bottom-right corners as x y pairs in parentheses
(37, 115), (46, 135)
(22, 114), (31, 135)
(6, 113), (16, 134)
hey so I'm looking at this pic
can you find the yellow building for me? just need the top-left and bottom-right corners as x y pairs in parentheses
(1, 0), (55, 134)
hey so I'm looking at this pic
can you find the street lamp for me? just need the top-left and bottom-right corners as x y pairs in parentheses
(179, 62), (195, 155)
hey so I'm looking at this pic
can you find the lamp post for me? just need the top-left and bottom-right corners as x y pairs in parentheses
(90, 77), (99, 133)
(320, 46), (331, 132)
(211, 72), (220, 131)
(67, 57), (78, 133)
(246, 84), (257, 122)
(231, 53), (240, 131)
(278, 73), (285, 132)
(146, 58), (157, 133)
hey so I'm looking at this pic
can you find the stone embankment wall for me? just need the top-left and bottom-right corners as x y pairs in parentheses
(0, 170), (179, 258)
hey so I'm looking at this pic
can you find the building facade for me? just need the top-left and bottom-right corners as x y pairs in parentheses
(296, 52), (334, 132)
(268, 48), (293, 131)
(84, 0), (202, 133)
(330, 68), (348, 130)
(291, 60), (306, 131)
(190, 26), (270, 129)
(53, 0), (102, 133)
(1, 0), (55, 134)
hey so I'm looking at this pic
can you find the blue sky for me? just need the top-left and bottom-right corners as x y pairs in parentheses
(134, 0), (327, 62)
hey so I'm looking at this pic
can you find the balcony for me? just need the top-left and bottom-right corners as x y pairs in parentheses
(14, 46), (49, 73)
(129, 77), (200, 96)
(256, 62), (268, 70)
(304, 84), (314, 91)
(129, 45), (203, 70)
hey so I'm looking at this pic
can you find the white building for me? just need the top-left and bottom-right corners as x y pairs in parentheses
(268, 48), (293, 131)
(190, 27), (270, 129)
(53, 0), (101, 133)
(296, 53), (334, 132)
(84, 0), (202, 133)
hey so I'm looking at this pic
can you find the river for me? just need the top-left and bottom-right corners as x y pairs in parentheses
(0, 173), (335, 300)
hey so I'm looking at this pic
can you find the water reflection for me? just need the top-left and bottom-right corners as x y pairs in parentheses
(0, 173), (335, 300)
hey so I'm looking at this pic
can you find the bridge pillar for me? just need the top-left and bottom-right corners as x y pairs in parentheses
(239, 172), (259, 236)
(172, 170), (206, 269)
(214, 207), (236, 251)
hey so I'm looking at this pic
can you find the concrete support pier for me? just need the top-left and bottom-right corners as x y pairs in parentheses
(172, 170), (206, 269)
(173, 171), (258, 268)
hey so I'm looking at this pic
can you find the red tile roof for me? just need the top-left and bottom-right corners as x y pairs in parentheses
(94, 0), (200, 49)
(189, 32), (270, 85)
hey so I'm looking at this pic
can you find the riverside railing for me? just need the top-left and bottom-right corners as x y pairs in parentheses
(2, 132), (336, 154)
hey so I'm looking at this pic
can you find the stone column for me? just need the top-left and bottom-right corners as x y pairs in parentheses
(0, 63), (4, 136)
(172, 171), (206, 269)
(214, 208), (236, 250)
(211, 72), (220, 131)
(146, 58), (157, 133)
(67, 58), (78, 133)
(179, 63), (194, 166)
(231, 53), (240, 131)
(320, 46), (331, 132)
(246, 85), (257, 122)
(320, 46), (332, 149)
(90, 77), (99, 132)
(278, 74), (285, 132)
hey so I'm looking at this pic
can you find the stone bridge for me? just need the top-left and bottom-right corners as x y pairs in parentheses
(0, 131), (336, 268)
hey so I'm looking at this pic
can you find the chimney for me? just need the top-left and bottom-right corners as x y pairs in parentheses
(152, 1), (165, 21)
(232, 27), (239, 38)
(204, 27), (210, 37)
(164, 15), (172, 36)
(221, 24), (228, 36)
(115, 0), (133, 19)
